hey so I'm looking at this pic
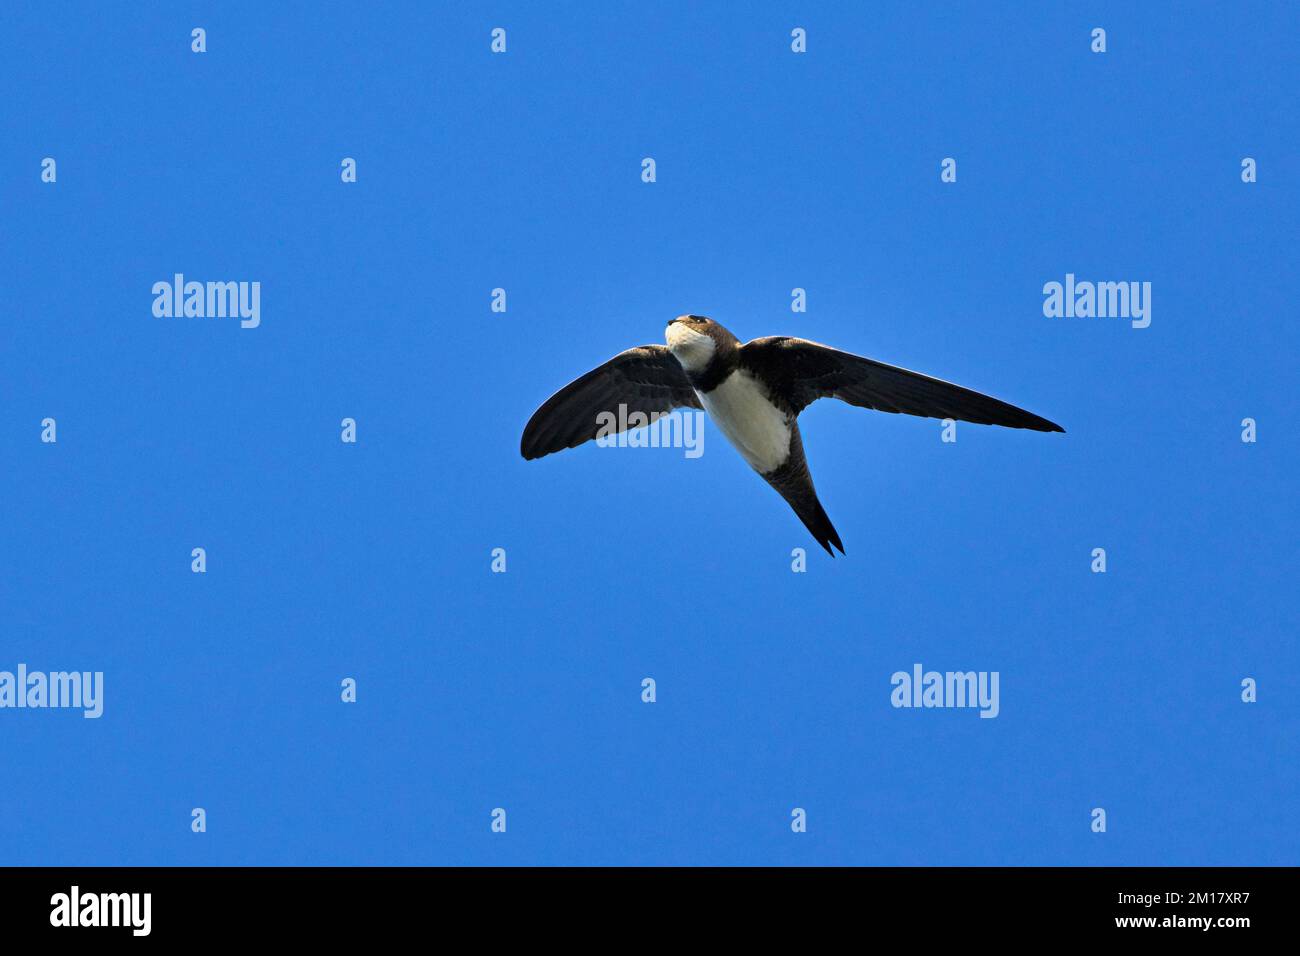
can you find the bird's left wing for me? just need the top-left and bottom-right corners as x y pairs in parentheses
(521, 345), (703, 459)
(740, 337), (1064, 432)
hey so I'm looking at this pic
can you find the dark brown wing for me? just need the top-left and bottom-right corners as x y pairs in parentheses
(521, 345), (703, 459)
(739, 337), (1064, 432)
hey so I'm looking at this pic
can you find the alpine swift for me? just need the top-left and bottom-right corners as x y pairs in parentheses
(520, 315), (1064, 556)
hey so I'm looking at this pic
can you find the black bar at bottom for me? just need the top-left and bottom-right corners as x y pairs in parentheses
(0, 866), (1285, 940)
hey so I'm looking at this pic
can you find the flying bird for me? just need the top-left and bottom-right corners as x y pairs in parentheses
(521, 315), (1063, 556)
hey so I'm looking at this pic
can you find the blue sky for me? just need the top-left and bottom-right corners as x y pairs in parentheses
(1, 2), (1295, 865)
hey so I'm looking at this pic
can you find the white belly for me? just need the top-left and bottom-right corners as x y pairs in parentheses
(698, 371), (792, 474)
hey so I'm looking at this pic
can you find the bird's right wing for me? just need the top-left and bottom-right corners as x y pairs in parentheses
(740, 337), (1064, 432)
(521, 345), (702, 460)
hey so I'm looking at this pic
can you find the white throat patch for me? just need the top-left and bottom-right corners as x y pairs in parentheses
(666, 323), (715, 372)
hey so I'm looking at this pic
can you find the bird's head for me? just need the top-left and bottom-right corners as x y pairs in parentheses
(665, 315), (736, 372)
